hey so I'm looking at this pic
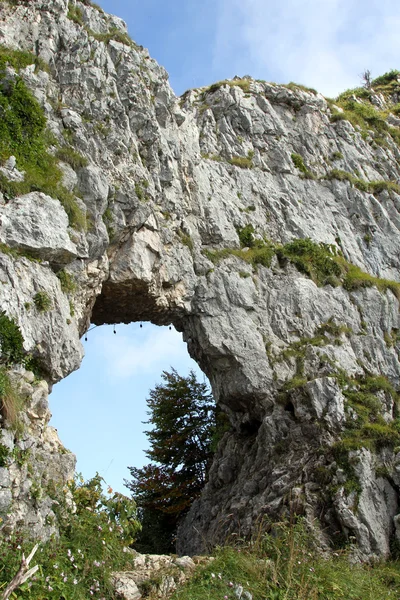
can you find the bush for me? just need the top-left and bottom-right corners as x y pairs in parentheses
(0, 311), (25, 365)
(0, 57), (85, 229)
(33, 291), (52, 312)
(0, 365), (23, 430)
(280, 238), (342, 286)
(57, 270), (76, 294)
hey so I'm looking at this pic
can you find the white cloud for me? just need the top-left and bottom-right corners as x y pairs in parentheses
(92, 325), (193, 379)
(213, 0), (400, 97)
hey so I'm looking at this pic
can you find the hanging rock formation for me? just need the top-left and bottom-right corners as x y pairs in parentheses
(1, 0), (400, 560)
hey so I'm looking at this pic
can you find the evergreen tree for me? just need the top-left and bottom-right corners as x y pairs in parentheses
(125, 369), (215, 553)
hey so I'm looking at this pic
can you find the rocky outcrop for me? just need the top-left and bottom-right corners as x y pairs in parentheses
(0, 0), (400, 559)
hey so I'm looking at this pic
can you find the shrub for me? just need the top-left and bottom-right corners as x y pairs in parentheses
(0, 311), (25, 365)
(0, 365), (23, 430)
(371, 69), (400, 87)
(280, 238), (342, 286)
(33, 291), (52, 312)
(0, 61), (85, 229)
(57, 270), (76, 294)
(237, 224), (255, 248)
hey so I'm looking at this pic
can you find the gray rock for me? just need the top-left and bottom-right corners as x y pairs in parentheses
(0, 193), (77, 265)
(1, 0), (400, 562)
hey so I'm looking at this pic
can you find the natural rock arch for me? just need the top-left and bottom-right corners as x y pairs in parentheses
(0, 0), (400, 560)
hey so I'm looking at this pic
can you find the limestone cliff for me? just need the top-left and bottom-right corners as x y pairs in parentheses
(1, 0), (400, 560)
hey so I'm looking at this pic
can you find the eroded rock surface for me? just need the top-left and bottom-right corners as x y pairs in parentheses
(0, 0), (400, 559)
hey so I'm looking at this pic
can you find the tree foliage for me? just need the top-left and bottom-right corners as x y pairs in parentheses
(125, 369), (216, 553)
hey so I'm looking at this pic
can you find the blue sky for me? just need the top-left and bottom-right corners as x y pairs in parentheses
(50, 324), (204, 493)
(50, 0), (400, 493)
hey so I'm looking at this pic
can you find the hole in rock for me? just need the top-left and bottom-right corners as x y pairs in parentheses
(50, 322), (208, 494)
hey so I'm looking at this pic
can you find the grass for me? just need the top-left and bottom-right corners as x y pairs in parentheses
(204, 78), (252, 95)
(0, 365), (23, 431)
(291, 153), (315, 179)
(331, 373), (400, 454)
(325, 169), (400, 196)
(228, 155), (253, 169)
(55, 146), (88, 170)
(90, 27), (133, 47)
(57, 270), (76, 294)
(171, 520), (400, 600)
(33, 291), (52, 312)
(203, 236), (400, 300)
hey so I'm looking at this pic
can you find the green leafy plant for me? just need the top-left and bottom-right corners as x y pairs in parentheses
(0, 474), (140, 599)
(57, 270), (76, 294)
(0, 311), (25, 365)
(0, 54), (85, 229)
(33, 291), (52, 312)
(291, 153), (315, 179)
(0, 365), (23, 430)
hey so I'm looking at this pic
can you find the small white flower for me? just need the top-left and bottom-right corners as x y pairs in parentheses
(73, 579), (78, 585)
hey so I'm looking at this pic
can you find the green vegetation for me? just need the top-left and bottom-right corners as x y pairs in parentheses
(0, 311), (25, 366)
(0, 474), (140, 600)
(125, 370), (215, 554)
(179, 231), (194, 251)
(0, 49), (85, 229)
(229, 151), (254, 169)
(0, 442), (10, 467)
(0, 365), (23, 430)
(331, 150), (344, 160)
(171, 520), (400, 600)
(331, 72), (400, 147)
(57, 270), (76, 294)
(33, 291), (52, 312)
(284, 81), (318, 95)
(90, 27), (133, 47)
(55, 146), (88, 170)
(204, 78), (251, 95)
(0, 47), (48, 73)
(67, 2), (83, 25)
(291, 153), (315, 179)
(326, 169), (400, 196)
(332, 373), (400, 453)
(203, 235), (400, 300)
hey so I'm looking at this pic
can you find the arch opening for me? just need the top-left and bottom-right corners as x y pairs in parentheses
(50, 321), (209, 495)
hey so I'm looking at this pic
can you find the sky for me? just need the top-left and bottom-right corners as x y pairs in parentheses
(49, 0), (400, 494)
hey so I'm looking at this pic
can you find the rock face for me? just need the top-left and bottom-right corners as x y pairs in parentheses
(1, 0), (400, 559)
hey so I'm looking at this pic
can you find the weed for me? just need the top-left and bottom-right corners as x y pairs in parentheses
(0, 366), (23, 430)
(204, 78), (251, 95)
(228, 155), (253, 169)
(33, 291), (52, 312)
(291, 153), (314, 179)
(0, 311), (25, 365)
(55, 146), (88, 170)
(57, 270), (76, 294)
